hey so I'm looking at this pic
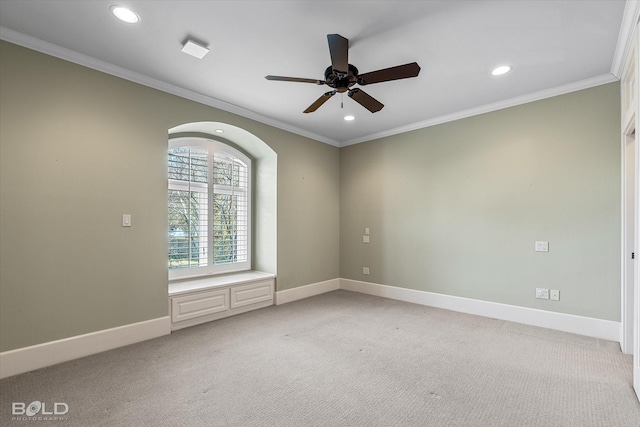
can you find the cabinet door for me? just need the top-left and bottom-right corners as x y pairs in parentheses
(171, 288), (229, 322)
(230, 280), (273, 309)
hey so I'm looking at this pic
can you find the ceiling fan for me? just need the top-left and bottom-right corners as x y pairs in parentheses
(265, 34), (421, 113)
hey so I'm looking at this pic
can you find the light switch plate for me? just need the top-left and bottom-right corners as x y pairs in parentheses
(122, 214), (132, 227)
(363, 235), (370, 243)
(535, 241), (549, 252)
(550, 289), (560, 301)
(364, 227), (370, 235)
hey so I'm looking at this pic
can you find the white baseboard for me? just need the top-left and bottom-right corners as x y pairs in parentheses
(0, 316), (171, 379)
(275, 278), (340, 305)
(1, 278), (622, 379)
(340, 279), (621, 342)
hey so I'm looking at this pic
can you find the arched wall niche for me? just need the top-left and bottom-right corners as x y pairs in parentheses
(169, 121), (277, 276)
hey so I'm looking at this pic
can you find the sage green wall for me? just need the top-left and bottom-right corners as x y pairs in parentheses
(0, 41), (340, 351)
(340, 83), (621, 322)
(0, 39), (621, 353)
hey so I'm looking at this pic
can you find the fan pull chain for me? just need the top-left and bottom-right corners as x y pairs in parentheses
(341, 93), (344, 109)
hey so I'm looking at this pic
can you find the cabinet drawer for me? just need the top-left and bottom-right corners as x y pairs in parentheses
(230, 280), (273, 309)
(171, 288), (229, 322)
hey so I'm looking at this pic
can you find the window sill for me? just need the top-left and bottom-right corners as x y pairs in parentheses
(168, 270), (276, 297)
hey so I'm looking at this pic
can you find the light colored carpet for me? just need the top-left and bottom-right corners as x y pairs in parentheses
(1, 290), (639, 426)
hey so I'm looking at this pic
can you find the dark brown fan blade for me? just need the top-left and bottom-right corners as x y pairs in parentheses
(357, 62), (421, 85)
(304, 91), (336, 113)
(265, 75), (325, 85)
(327, 34), (348, 74)
(348, 88), (384, 113)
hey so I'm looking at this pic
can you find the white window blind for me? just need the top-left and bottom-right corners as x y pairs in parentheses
(168, 138), (251, 279)
(212, 153), (249, 265)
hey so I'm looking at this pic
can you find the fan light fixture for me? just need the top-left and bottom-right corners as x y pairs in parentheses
(181, 39), (210, 59)
(265, 34), (421, 114)
(344, 115), (355, 121)
(111, 6), (140, 24)
(492, 65), (511, 76)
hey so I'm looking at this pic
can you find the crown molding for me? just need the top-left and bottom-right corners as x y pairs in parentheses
(340, 73), (619, 147)
(0, 23), (624, 150)
(0, 26), (340, 147)
(611, 0), (640, 78)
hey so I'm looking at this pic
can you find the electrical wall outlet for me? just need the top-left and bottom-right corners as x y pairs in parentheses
(362, 267), (370, 275)
(550, 289), (560, 301)
(363, 235), (370, 243)
(535, 288), (549, 299)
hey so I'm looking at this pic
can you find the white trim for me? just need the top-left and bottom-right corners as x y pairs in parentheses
(275, 277), (620, 341)
(611, 0), (640, 78)
(168, 137), (253, 280)
(0, 26), (622, 150)
(341, 74), (619, 147)
(0, 26), (340, 148)
(169, 270), (275, 296)
(340, 279), (621, 342)
(275, 278), (340, 305)
(0, 276), (624, 378)
(0, 316), (171, 379)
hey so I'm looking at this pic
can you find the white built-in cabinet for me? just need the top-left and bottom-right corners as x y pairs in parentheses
(169, 271), (275, 331)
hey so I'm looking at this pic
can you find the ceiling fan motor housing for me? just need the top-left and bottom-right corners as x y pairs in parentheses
(324, 64), (359, 93)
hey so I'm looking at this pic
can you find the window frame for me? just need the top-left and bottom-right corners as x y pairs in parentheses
(168, 136), (252, 280)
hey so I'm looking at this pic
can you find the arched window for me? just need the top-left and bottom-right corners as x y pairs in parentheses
(168, 137), (251, 279)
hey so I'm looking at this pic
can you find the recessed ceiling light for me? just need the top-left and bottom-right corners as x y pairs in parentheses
(111, 6), (140, 24)
(344, 115), (355, 121)
(181, 39), (210, 59)
(492, 65), (511, 76)
(215, 129), (224, 134)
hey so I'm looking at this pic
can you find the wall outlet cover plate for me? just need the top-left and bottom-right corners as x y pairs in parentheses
(536, 288), (549, 299)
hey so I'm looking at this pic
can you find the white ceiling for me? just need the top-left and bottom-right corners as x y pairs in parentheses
(0, 0), (631, 146)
